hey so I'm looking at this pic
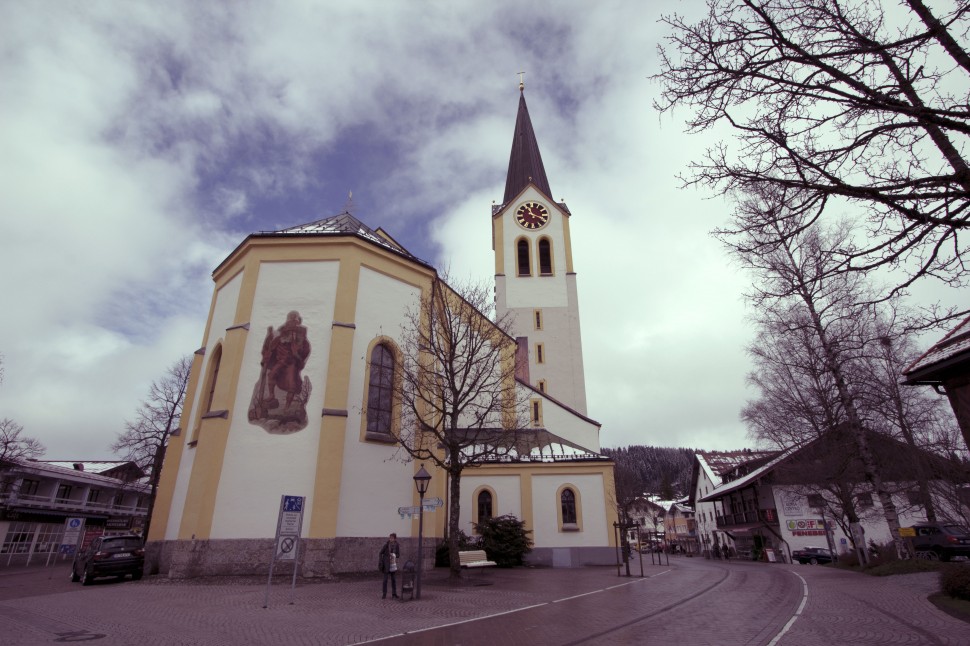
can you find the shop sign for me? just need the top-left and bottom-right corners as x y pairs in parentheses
(787, 518), (828, 536)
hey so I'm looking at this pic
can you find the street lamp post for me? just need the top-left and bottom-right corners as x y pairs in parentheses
(413, 464), (431, 600)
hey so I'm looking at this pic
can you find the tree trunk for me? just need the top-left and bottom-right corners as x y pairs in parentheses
(141, 440), (167, 542)
(447, 468), (463, 579)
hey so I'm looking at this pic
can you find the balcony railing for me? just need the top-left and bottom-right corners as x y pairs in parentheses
(716, 508), (778, 527)
(0, 492), (148, 517)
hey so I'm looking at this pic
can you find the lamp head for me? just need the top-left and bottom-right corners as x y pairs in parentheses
(413, 464), (432, 495)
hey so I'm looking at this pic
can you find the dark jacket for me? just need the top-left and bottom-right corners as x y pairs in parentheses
(379, 540), (400, 572)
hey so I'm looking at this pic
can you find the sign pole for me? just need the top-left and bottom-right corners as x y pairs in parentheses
(263, 494), (305, 608)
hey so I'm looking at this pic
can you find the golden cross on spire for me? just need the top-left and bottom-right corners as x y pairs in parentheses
(518, 71), (525, 91)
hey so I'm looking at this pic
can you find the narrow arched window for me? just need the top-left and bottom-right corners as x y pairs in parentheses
(561, 488), (577, 525)
(538, 238), (552, 275)
(517, 239), (531, 276)
(205, 346), (222, 412)
(477, 490), (493, 526)
(366, 343), (395, 435)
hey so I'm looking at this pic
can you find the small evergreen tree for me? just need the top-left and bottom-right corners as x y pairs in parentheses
(474, 514), (533, 567)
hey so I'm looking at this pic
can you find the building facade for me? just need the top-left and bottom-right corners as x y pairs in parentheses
(691, 450), (777, 558)
(698, 433), (969, 562)
(0, 459), (148, 567)
(147, 88), (618, 578)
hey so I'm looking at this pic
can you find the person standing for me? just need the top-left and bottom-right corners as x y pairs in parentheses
(379, 533), (400, 599)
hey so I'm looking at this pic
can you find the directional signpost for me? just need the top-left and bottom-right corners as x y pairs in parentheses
(397, 497), (443, 519)
(263, 494), (305, 608)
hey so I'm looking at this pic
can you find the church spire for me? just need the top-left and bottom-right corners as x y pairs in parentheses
(503, 83), (552, 205)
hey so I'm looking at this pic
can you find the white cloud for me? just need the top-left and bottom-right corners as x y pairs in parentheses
(2, 0), (957, 462)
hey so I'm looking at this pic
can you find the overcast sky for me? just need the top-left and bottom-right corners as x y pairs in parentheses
(1, 1), (958, 461)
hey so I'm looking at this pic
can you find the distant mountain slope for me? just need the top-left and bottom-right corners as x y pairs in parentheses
(602, 445), (695, 499)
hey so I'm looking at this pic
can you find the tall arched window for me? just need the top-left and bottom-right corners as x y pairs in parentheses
(517, 239), (531, 276)
(366, 343), (395, 435)
(477, 490), (493, 526)
(561, 488), (577, 525)
(205, 345), (222, 412)
(538, 238), (552, 275)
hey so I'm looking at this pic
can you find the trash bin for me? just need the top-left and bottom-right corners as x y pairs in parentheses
(400, 560), (415, 601)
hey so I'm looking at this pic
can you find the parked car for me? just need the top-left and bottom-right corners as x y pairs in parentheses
(71, 534), (145, 585)
(909, 522), (970, 562)
(792, 546), (834, 565)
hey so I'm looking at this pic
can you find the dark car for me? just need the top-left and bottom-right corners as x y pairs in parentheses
(792, 546), (834, 565)
(910, 522), (970, 562)
(71, 534), (145, 585)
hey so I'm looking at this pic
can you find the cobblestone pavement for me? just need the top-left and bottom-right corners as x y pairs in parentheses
(0, 556), (966, 645)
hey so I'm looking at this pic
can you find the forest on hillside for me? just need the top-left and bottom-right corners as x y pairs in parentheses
(601, 446), (695, 500)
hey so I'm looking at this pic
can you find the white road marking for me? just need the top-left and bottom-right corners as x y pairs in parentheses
(767, 571), (809, 646)
(356, 569), (674, 643)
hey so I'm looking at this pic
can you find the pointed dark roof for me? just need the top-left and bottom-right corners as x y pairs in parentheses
(503, 90), (552, 205)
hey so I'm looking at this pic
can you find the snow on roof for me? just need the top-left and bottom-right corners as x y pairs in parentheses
(696, 450), (776, 486)
(42, 461), (133, 474)
(698, 446), (802, 502)
(903, 314), (970, 383)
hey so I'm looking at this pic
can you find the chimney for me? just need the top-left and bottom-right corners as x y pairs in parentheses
(73, 463), (84, 471)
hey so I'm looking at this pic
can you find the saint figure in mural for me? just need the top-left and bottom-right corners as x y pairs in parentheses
(249, 310), (312, 433)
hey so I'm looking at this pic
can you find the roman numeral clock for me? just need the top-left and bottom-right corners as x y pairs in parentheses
(515, 201), (549, 229)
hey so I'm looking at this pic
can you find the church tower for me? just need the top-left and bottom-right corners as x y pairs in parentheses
(493, 83), (588, 415)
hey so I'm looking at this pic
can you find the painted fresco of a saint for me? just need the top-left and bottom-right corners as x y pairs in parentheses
(249, 310), (312, 433)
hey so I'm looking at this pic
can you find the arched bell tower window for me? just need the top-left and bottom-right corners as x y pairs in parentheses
(517, 238), (531, 276)
(538, 238), (553, 275)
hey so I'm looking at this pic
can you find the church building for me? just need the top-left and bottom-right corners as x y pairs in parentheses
(147, 85), (617, 578)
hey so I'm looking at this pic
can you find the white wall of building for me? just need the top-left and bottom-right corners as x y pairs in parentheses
(532, 391), (600, 452)
(531, 473), (608, 548)
(460, 475), (522, 536)
(164, 271), (242, 540)
(209, 261), (339, 539)
(773, 486), (936, 556)
(337, 265), (423, 538)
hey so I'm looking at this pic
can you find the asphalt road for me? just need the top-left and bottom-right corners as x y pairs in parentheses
(0, 556), (966, 645)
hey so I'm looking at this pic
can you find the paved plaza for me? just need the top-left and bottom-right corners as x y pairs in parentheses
(0, 556), (967, 645)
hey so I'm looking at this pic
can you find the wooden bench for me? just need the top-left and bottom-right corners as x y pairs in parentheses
(458, 549), (497, 569)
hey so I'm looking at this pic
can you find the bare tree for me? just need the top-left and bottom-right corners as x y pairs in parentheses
(112, 356), (191, 540)
(0, 418), (45, 464)
(655, 0), (970, 293)
(727, 187), (915, 556)
(862, 328), (958, 520)
(743, 318), (844, 450)
(396, 275), (528, 578)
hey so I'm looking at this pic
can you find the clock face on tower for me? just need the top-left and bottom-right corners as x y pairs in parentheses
(515, 201), (550, 229)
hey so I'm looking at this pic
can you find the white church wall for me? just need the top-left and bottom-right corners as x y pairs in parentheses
(336, 265), (422, 538)
(531, 474), (608, 547)
(534, 392), (600, 452)
(164, 270), (242, 540)
(209, 261), (338, 539)
(459, 475), (522, 536)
